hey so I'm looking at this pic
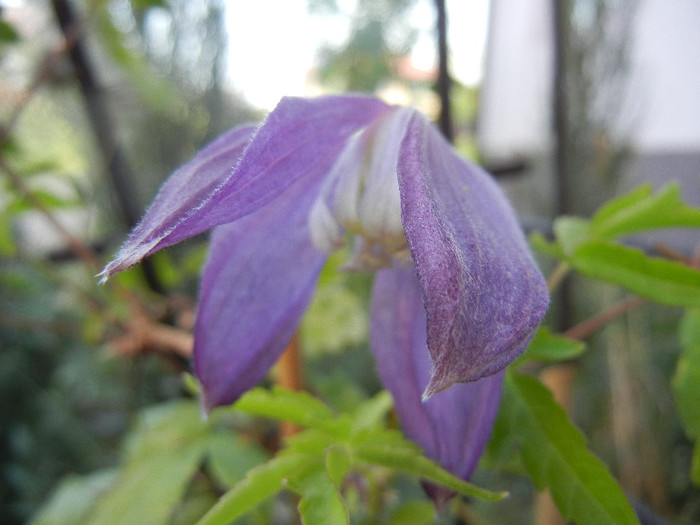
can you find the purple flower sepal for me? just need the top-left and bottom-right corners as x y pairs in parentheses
(100, 95), (548, 494)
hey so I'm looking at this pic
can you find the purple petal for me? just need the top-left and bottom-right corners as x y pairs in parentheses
(397, 113), (549, 396)
(194, 167), (327, 411)
(100, 124), (256, 279)
(370, 265), (503, 488)
(101, 95), (390, 279)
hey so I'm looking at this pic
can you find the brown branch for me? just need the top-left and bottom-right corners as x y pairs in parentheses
(274, 335), (304, 437)
(564, 295), (646, 341)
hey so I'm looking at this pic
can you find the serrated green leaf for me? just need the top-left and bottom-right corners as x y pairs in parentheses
(503, 372), (639, 525)
(589, 184), (700, 239)
(196, 453), (310, 525)
(352, 439), (505, 501)
(572, 240), (700, 307)
(672, 309), (700, 485)
(234, 387), (338, 431)
(517, 327), (586, 365)
(554, 216), (590, 255)
(291, 463), (349, 525)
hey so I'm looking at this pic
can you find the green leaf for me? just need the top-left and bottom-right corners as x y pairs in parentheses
(554, 216), (590, 255)
(325, 444), (351, 487)
(589, 184), (700, 239)
(291, 463), (349, 525)
(351, 431), (505, 502)
(517, 327), (586, 365)
(503, 372), (639, 525)
(234, 386), (338, 431)
(30, 471), (116, 525)
(207, 433), (268, 488)
(349, 390), (393, 432)
(196, 453), (310, 525)
(530, 232), (566, 260)
(0, 20), (19, 43)
(389, 500), (437, 525)
(87, 402), (211, 525)
(572, 240), (700, 307)
(672, 309), (700, 485)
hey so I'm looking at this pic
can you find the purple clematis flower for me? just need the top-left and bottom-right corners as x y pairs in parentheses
(100, 95), (548, 488)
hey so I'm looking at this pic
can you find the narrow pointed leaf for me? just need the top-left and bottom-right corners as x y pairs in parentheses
(351, 428), (503, 501)
(196, 453), (310, 525)
(589, 184), (700, 239)
(503, 372), (639, 525)
(234, 387), (336, 430)
(352, 439), (506, 502)
(572, 240), (700, 307)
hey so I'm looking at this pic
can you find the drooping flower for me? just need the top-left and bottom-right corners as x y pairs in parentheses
(100, 95), (548, 487)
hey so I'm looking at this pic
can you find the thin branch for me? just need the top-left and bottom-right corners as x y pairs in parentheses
(434, 0), (453, 142)
(0, 154), (100, 269)
(564, 295), (646, 341)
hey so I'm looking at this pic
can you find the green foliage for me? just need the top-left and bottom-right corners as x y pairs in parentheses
(533, 184), (700, 306)
(198, 388), (504, 525)
(673, 309), (700, 485)
(502, 372), (639, 525)
(516, 327), (586, 365)
(30, 401), (268, 525)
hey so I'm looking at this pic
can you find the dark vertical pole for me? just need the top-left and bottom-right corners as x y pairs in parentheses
(435, 0), (454, 142)
(553, 0), (573, 328)
(51, 0), (164, 293)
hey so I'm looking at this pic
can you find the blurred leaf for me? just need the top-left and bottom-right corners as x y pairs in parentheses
(554, 216), (590, 255)
(292, 464), (349, 525)
(86, 402), (211, 525)
(502, 372), (639, 525)
(196, 453), (310, 525)
(30, 471), (116, 525)
(301, 250), (369, 355)
(673, 309), (700, 485)
(530, 231), (566, 260)
(349, 390), (392, 432)
(324, 444), (351, 487)
(207, 433), (268, 488)
(572, 240), (700, 307)
(0, 20), (20, 43)
(589, 184), (700, 239)
(517, 327), (586, 365)
(234, 386), (338, 432)
(389, 500), (437, 525)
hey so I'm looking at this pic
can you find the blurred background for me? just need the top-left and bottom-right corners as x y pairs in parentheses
(0, 0), (699, 523)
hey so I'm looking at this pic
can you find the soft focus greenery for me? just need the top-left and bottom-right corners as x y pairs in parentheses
(1, 1), (699, 525)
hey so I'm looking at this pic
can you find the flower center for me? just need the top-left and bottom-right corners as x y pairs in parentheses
(308, 107), (413, 271)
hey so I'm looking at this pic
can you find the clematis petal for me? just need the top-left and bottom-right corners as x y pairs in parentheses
(397, 113), (549, 397)
(100, 124), (255, 279)
(370, 265), (503, 495)
(195, 168), (327, 411)
(101, 95), (390, 280)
